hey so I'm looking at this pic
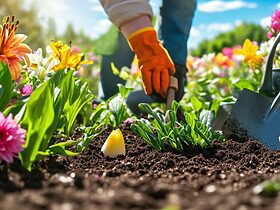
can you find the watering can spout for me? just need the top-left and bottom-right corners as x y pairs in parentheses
(259, 33), (280, 97)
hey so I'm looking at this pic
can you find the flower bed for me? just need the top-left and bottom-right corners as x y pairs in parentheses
(1, 10), (280, 210)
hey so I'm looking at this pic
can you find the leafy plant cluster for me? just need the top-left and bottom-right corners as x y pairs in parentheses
(0, 63), (93, 170)
(131, 101), (224, 152)
(90, 84), (133, 128)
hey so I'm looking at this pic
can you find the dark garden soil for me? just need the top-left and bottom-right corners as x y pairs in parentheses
(1, 124), (280, 210)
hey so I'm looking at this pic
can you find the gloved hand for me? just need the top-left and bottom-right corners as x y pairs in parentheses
(128, 27), (175, 98)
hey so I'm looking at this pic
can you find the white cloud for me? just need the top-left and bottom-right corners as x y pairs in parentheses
(90, 5), (104, 12)
(198, 0), (257, 13)
(89, 0), (104, 12)
(24, 0), (68, 14)
(190, 27), (200, 37)
(235, 19), (243, 26)
(206, 23), (233, 32)
(37, 0), (69, 35)
(277, 2), (280, 9)
(90, 19), (112, 39)
(188, 22), (234, 48)
(260, 16), (271, 27)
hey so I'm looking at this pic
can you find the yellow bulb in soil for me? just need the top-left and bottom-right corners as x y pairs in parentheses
(101, 129), (126, 157)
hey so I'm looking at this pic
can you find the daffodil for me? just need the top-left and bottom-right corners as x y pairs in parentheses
(101, 129), (126, 157)
(26, 48), (59, 82)
(0, 16), (31, 80)
(47, 40), (90, 71)
(234, 39), (262, 69)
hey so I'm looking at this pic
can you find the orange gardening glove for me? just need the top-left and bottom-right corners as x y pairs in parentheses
(128, 27), (175, 98)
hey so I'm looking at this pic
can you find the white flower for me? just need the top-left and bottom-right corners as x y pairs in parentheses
(26, 48), (59, 82)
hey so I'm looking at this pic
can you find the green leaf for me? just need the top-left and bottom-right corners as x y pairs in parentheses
(40, 70), (74, 151)
(210, 100), (221, 113)
(0, 62), (12, 111)
(48, 146), (78, 156)
(233, 78), (256, 91)
(191, 96), (202, 112)
(139, 103), (166, 133)
(195, 121), (212, 145)
(105, 84), (132, 127)
(118, 83), (133, 98)
(64, 82), (93, 135)
(19, 80), (55, 171)
(199, 110), (214, 129)
(111, 62), (120, 75)
(131, 123), (161, 150)
(3, 100), (25, 120)
(77, 130), (103, 153)
(48, 140), (81, 156)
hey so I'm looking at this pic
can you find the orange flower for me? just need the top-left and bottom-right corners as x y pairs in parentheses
(0, 16), (31, 80)
(213, 53), (234, 69)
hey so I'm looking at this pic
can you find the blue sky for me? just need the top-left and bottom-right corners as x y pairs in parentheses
(23, 0), (280, 49)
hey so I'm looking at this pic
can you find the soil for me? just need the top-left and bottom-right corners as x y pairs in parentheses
(1, 124), (280, 210)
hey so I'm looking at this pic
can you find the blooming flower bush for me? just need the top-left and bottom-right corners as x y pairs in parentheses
(186, 36), (279, 104)
(0, 16), (95, 170)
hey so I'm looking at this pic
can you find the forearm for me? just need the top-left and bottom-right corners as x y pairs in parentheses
(99, 0), (153, 29)
(120, 15), (152, 38)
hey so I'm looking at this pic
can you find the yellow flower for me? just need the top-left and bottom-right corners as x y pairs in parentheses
(0, 16), (31, 80)
(101, 129), (126, 157)
(234, 39), (262, 69)
(48, 40), (87, 71)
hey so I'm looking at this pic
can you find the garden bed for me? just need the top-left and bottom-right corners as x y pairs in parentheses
(1, 124), (280, 210)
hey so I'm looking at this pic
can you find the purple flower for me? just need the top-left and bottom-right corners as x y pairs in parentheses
(20, 85), (33, 96)
(0, 113), (26, 163)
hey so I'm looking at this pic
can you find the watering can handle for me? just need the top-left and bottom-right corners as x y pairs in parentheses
(259, 32), (280, 97)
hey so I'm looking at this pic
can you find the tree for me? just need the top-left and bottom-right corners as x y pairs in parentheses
(0, 0), (45, 50)
(45, 18), (58, 43)
(63, 23), (77, 44)
(191, 22), (268, 57)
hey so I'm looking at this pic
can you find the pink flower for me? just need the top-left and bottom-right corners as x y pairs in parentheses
(267, 31), (273, 39)
(124, 117), (134, 126)
(271, 9), (280, 24)
(222, 47), (235, 59)
(0, 113), (26, 163)
(92, 103), (98, 109)
(222, 46), (241, 59)
(71, 45), (80, 54)
(20, 85), (33, 96)
(267, 10), (280, 38)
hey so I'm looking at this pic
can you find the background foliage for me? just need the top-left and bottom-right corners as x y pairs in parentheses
(191, 22), (267, 57)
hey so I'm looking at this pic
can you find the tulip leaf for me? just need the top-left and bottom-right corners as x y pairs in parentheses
(0, 62), (12, 111)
